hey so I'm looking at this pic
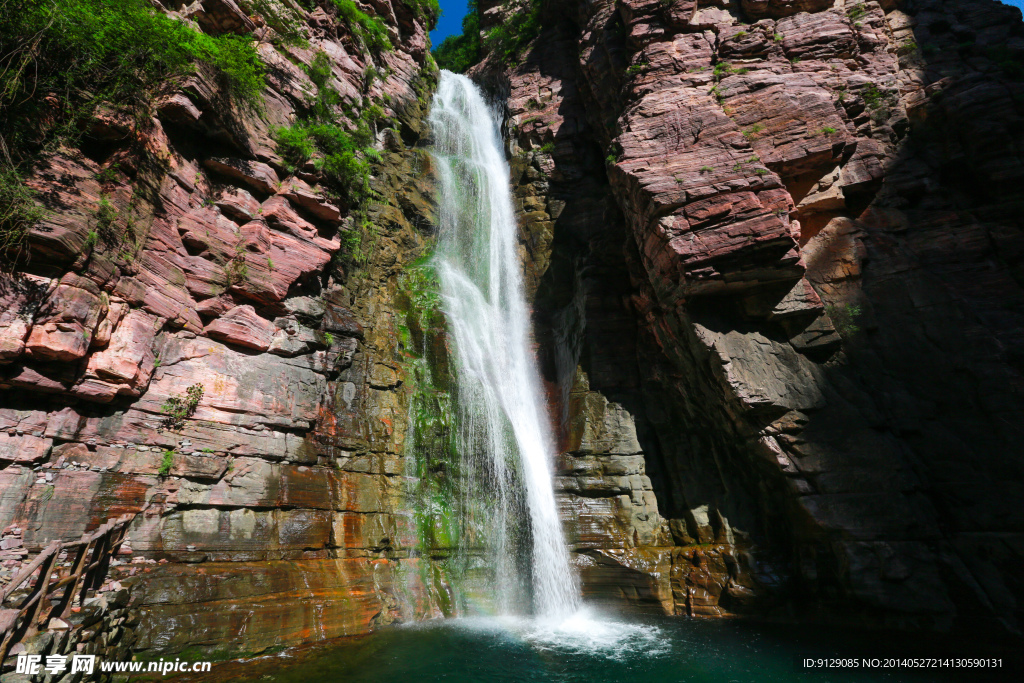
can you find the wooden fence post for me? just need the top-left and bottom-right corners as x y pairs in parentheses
(0, 514), (136, 662)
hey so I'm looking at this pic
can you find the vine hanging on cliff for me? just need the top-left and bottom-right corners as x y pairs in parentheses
(0, 150), (45, 271)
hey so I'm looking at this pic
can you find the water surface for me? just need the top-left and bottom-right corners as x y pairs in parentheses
(234, 609), (1006, 683)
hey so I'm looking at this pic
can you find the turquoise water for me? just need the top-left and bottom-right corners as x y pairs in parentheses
(235, 610), (1009, 683)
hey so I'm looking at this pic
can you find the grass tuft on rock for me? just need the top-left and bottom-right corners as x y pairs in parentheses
(0, 162), (46, 271)
(1, 0), (265, 136)
(161, 384), (205, 431)
(330, 0), (393, 53)
(0, 0), (265, 267)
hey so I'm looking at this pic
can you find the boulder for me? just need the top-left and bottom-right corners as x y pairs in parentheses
(204, 305), (276, 352)
(86, 309), (160, 396)
(203, 158), (280, 195)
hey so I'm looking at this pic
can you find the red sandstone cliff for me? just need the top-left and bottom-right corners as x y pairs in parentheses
(480, 0), (1024, 636)
(1, 0), (441, 656)
(3, 0), (1024, 661)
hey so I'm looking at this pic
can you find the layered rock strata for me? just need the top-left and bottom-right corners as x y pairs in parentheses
(485, 0), (1024, 634)
(4, 0), (1024, 658)
(1, 0), (444, 658)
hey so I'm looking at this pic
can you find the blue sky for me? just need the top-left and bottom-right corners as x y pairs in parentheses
(431, 0), (471, 45)
(427, 1), (1024, 47)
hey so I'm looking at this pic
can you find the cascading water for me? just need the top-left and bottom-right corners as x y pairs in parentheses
(427, 71), (580, 619)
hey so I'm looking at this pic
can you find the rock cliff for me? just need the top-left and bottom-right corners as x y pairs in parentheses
(1, 0), (445, 658)
(3, 0), (1024, 662)
(479, 0), (1024, 636)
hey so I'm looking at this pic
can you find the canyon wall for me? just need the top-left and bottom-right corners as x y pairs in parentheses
(483, 0), (1024, 636)
(1, 0), (448, 658)
(3, 0), (1024, 662)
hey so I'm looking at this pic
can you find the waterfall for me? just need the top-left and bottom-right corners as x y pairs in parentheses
(428, 71), (580, 619)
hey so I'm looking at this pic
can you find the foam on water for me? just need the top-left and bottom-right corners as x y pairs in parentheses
(413, 608), (669, 662)
(520, 608), (670, 660)
(425, 72), (666, 663)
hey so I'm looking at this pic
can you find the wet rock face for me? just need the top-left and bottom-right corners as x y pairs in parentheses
(1, 0), (441, 657)
(492, 0), (1024, 633)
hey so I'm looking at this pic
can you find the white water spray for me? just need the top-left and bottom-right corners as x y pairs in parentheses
(428, 71), (580, 618)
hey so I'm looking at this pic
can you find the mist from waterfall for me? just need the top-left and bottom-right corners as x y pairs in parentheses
(427, 70), (580, 618)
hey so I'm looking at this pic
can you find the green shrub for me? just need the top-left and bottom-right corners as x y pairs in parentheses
(742, 123), (765, 139)
(321, 149), (371, 201)
(95, 167), (118, 184)
(161, 384), (205, 430)
(159, 450), (175, 477)
(306, 50), (334, 89)
(986, 46), (1024, 81)
(699, 165), (713, 173)
(272, 50), (386, 204)
(433, 1), (481, 73)
(226, 243), (249, 285)
(95, 195), (118, 237)
(483, 0), (542, 65)
(190, 32), (265, 105)
(0, 166), (45, 271)
(362, 103), (386, 123)
(899, 39), (918, 54)
(713, 62), (750, 82)
(400, 0), (441, 30)
(826, 303), (862, 337)
(862, 83), (885, 109)
(330, 0), (392, 52)
(272, 125), (315, 169)
(0, 0), (265, 177)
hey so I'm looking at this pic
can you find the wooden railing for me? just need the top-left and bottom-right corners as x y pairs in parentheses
(0, 514), (135, 662)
